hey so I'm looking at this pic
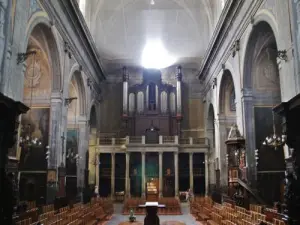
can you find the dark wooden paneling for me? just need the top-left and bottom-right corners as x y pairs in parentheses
(254, 107), (285, 171)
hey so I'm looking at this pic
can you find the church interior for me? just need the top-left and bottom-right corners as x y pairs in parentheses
(1, 0), (300, 224)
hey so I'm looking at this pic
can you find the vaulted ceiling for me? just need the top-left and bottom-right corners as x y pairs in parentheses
(82, 0), (223, 74)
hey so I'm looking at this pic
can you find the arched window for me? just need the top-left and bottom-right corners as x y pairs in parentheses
(148, 83), (156, 110)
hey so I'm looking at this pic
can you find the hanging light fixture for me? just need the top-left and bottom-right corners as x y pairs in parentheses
(19, 51), (49, 151)
(262, 111), (286, 150)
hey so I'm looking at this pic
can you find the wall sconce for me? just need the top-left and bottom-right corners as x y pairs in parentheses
(17, 50), (37, 64)
(277, 50), (288, 62)
(64, 97), (77, 107)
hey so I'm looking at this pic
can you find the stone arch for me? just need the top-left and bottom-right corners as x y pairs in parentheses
(218, 70), (236, 116)
(241, 10), (280, 86)
(23, 16), (61, 92)
(242, 21), (285, 204)
(68, 69), (87, 117)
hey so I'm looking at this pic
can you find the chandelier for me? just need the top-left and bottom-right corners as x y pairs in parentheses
(262, 111), (286, 150)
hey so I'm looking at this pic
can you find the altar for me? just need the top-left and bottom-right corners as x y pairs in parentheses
(139, 202), (165, 225)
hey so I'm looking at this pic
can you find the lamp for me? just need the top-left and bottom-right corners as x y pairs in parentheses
(262, 111), (286, 149)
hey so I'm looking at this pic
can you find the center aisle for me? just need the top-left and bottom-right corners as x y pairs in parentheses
(105, 203), (202, 225)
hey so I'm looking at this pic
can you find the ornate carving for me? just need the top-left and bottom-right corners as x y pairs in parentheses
(212, 78), (217, 89)
(24, 59), (42, 88)
(231, 40), (240, 57)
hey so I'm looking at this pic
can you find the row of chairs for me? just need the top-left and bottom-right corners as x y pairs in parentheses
(16, 198), (113, 225)
(190, 197), (285, 225)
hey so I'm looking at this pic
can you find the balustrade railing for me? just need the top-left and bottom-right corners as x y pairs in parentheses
(95, 136), (209, 146)
(162, 136), (175, 144)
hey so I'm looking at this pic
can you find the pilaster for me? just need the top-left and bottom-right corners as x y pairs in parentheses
(141, 152), (146, 198)
(49, 92), (63, 169)
(189, 152), (194, 191)
(159, 152), (163, 197)
(241, 88), (256, 186)
(111, 152), (115, 199)
(174, 152), (179, 197)
(205, 153), (209, 195)
(125, 152), (130, 197)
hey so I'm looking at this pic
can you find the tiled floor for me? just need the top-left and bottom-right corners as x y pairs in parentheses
(105, 203), (202, 225)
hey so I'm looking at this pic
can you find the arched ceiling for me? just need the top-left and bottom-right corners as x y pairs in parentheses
(85, 0), (219, 73)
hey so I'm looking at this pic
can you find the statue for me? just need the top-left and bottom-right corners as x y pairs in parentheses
(129, 208), (136, 222)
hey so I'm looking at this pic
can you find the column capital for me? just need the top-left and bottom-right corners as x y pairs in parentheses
(141, 151), (146, 156)
(122, 66), (129, 82)
(159, 152), (163, 156)
(176, 65), (182, 81)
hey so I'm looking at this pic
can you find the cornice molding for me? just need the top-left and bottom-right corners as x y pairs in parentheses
(39, 0), (105, 96)
(198, 0), (244, 81)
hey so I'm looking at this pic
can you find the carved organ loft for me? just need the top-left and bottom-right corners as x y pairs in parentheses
(122, 66), (183, 139)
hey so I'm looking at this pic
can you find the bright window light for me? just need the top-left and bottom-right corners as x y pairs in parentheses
(79, 0), (86, 16)
(141, 40), (176, 69)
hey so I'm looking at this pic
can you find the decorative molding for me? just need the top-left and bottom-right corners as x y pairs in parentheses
(39, 0), (105, 97)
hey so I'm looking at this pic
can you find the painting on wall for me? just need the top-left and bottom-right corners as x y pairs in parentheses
(19, 107), (50, 170)
(66, 129), (78, 175)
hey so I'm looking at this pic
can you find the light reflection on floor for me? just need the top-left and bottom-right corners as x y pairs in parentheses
(105, 203), (202, 225)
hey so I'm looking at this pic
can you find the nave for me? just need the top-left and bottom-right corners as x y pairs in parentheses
(14, 196), (286, 225)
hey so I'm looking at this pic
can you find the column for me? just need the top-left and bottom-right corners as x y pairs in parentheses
(189, 152), (194, 191)
(241, 88), (256, 185)
(159, 152), (163, 197)
(49, 92), (63, 169)
(122, 67), (129, 116)
(174, 152), (179, 197)
(141, 152), (146, 198)
(125, 152), (130, 197)
(205, 153), (209, 195)
(111, 153), (115, 199)
(77, 120), (88, 190)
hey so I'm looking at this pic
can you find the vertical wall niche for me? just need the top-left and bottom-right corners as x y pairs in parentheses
(115, 153), (125, 193)
(130, 152), (141, 197)
(137, 91), (144, 114)
(128, 93), (135, 115)
(179, 153), (189, 192)
(193, 153), (205, 195)
(163, 152), (175, 197)
(99, 153), (112, 197)
(160, 91), (168, 114)
(170, 92), (176, 115)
